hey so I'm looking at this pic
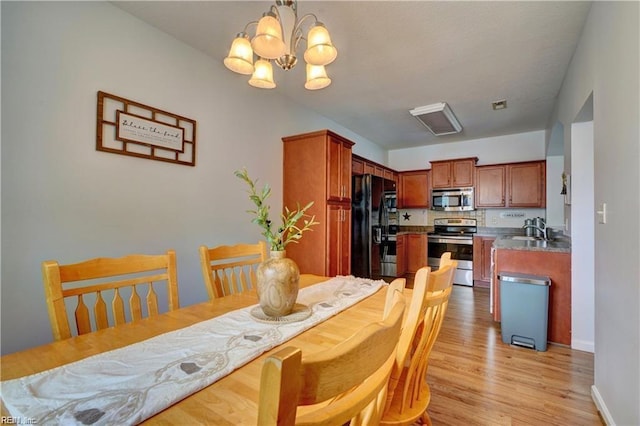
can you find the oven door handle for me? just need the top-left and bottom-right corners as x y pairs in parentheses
(428, 237), (473, 245)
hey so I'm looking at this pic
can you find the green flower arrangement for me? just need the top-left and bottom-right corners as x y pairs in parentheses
(235, 168), (319, 251)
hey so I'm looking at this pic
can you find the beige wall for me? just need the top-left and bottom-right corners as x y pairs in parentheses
(0, 1), (383, 355)
(547, 2), (639, 424)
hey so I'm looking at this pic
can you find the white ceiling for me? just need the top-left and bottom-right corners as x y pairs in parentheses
(112, 1), (592, 150)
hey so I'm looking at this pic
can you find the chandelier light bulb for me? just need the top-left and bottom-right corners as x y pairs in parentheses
(249, 58), (276, 89)
(224, 34), (254, 75)
(304, 23), (337, 66)
(305, 64), (331, 90)
(252, 12), (285, 59)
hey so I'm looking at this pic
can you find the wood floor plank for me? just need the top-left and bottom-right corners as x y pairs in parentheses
(424, 285), (602, 425)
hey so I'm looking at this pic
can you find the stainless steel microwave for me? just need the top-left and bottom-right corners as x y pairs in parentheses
(431, 188), (474, 211)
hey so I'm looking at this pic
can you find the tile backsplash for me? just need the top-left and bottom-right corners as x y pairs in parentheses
(399, 208), (546, 228)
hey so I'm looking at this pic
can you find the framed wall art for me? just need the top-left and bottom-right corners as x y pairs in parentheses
(96, 91), (196, 166)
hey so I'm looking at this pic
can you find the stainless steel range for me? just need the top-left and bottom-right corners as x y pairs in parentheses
(427, 218), (476, 286)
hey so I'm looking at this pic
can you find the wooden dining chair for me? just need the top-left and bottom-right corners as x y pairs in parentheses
(257, 286), (406, 426)
(381, 261), (457, 426)
(383, 277), (407, 318)
(438, 251), (454, 269)
(42, 250), (180, 341)
(199, 241), (268, 300)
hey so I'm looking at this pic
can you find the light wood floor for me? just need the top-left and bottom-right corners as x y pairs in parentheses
(424, 285), (602, 425)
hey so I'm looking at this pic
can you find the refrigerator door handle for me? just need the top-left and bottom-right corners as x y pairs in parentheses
(379, 194), (389, 236)
(373, 226), (382, 244)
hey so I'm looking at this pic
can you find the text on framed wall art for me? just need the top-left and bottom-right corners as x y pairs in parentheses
(96, 91), (196, 166)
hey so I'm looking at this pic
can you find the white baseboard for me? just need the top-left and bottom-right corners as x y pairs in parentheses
(592, 385), (615, 425)
(572, 338), (594, 353)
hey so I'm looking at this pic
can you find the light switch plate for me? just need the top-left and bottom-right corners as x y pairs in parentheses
(597, 203), (607, 224)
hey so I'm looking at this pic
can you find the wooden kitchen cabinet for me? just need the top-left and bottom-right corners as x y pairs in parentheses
(396, 234), (406, 276)
(283, 130), (354, 276)
(383, 168), (396, 182)
(327, 134), (353, 203)
(492, 248), (571, 345)
(351, 154), (398, 185)
(430, 157), (477, 189)
(475, 161), (546, 208)
(326, 203), (351, 277)
(406, 233), (428, 274)
(475, 165), (506, 207)
(472, 235), (496, 287)
(351, 157), (364, 175)
(398, 169), (430, 208)
(364, 162), (383, 177)
(509, 161), (546, 207)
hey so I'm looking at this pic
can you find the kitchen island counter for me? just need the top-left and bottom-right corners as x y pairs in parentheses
(493, 235), (571, 253)
(492, 238), (571, 345)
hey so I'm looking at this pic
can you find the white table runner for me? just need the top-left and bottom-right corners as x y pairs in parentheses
(1, 276), (385, 425)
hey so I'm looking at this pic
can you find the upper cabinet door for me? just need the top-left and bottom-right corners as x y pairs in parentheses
(340, 143), (352, 200)
(452, 159), (475, 187)
(398, 170), (430, 208)
(327, 135), (352, 202)
(430, 158), (477, 189)
(351, 157), (364, 175)
(508, 161), (546, 207)
(476, 165), (506, 207)
(430, 162), (452, 188)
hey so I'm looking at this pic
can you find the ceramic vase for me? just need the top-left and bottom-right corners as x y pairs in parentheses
(256, 250), (300, 317)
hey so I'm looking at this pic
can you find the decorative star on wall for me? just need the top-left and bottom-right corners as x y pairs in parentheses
(402, 212), (411, 221)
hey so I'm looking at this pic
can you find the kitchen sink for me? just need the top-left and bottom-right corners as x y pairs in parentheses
(510, 236), (542, 241)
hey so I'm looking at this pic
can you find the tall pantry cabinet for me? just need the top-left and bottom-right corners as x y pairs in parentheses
(282, 130), (353, 276)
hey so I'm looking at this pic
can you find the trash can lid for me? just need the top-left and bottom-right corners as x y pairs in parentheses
(497, 272), (551, 286)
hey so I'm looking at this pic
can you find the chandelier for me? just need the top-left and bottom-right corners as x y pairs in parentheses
(223, 0), (337, 90)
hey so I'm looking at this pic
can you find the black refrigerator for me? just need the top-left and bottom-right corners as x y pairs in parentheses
(351, 174), (398, 279)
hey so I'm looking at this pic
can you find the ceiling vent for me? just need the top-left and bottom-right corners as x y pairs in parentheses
(410, 102), (462, 136)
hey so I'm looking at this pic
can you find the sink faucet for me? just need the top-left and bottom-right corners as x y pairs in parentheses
(523, 224), (551, 240)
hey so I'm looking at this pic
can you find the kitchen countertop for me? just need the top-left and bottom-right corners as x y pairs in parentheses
(493, 235), (571, 253)
(397, 227), (571, 254)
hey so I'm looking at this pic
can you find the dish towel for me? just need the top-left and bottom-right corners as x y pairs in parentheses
(0, 275), (385, 425)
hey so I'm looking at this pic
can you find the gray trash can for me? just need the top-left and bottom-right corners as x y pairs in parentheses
(499, 272), (551, 351)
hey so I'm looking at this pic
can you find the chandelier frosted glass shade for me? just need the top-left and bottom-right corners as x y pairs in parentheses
(305, 64), (331, 90)
(251, 13), (285, 59)
(249, 59), (276, 89)
(224, 1), (336, 90)
(304, 24), (337, 66)
(223, 34), (254, 75)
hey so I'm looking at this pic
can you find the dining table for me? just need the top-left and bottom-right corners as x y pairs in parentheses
(0, 274), (407, 425)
